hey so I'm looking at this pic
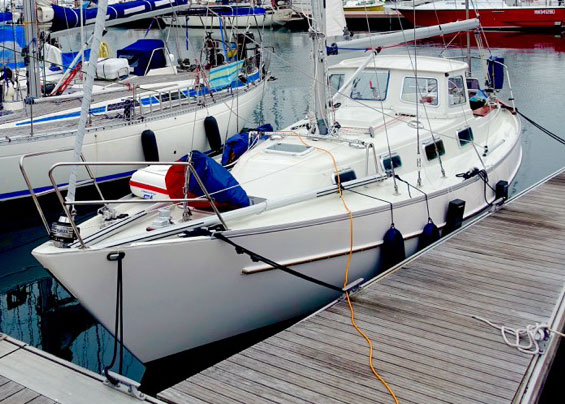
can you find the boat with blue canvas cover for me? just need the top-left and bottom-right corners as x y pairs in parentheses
(29, 0), (522, 366)
(0, 0), (269, 203)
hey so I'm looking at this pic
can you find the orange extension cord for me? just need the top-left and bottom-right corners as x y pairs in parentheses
(288, 131), (400, 404)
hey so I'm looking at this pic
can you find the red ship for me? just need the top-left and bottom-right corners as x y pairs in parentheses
(394, 0), (565, 29)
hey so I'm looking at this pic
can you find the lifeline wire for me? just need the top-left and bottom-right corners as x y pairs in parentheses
(293, 131), (400, 404)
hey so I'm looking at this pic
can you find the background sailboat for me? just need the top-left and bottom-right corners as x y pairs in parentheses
(1, 0), (269, 203)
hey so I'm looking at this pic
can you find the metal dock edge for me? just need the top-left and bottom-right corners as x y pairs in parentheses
(159, 167), (565, 404)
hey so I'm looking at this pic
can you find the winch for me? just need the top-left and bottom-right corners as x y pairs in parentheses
(50, 215), (78, 247)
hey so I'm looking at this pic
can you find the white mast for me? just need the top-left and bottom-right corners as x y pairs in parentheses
(66, 0), (109, 204)
(309, 0), (330, 135)
(80, 0), (85, 86)
(22, 0), (41, 98)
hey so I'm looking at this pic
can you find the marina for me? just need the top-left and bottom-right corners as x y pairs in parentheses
(159, 168), (565, 404)
(1, 168), (564, 403)
(1, 0), (565, 402)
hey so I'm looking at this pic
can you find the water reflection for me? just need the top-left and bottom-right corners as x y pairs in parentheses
(420, 30), (565, 51)
(0, 226), (144, 381)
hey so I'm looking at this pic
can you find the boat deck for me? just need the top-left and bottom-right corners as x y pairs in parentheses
(0, 334), (164, 404)
(158, 168), (565, 404)
(0, 71), (206, 139)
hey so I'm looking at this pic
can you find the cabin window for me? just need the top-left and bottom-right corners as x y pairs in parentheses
(448, 76), (467, 106)
(457, 127), (474, 146)
(350, 70), (389, 101)
(401, 77), (438, 105)
(381, 153), (402, 173)
(424, 139), (445, 160)
(329, 74), (345, 94)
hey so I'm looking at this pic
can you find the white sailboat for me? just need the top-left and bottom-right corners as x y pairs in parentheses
(30, 1), (521, 365)
(1, 0), (268, 201)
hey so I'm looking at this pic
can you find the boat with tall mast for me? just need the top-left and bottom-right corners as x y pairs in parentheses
(1, 0), (269, 202)
(29, 0), (521, 365)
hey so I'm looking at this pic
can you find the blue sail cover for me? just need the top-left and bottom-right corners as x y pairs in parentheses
(0, 12), (13, 23)
(165, 151), (250, 208)
(0, 25), (25, 68)
(221, 124), (273, 166)
(117, 39), (166, 76)
(51, 0), (189, 31)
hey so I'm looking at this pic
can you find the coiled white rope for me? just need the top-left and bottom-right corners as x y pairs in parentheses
(473, 315), (565, 355)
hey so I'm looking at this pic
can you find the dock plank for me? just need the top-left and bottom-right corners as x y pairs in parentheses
(0, 387), (40, 404)
(26, 397), (56, 404)
(0, 382), (25, 401)
(0, 335), (165, 404)
(159, 170), (565, 403)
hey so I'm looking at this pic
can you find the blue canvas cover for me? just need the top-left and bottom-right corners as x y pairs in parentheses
(51, 0), (188, 31)
(61, 49), (91, 70)
(0, 25), (25, 69)
(117, 39), (166, 76)
(0, 12), (13, 23)
(165, 151), (250, 208)
(488, 56), (505, 90)
(221, 124), (273, 166)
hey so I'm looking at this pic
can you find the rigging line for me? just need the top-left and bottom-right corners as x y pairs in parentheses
(438, 31), (463, 58)
(428, 0), (447, 49)
(394, 174), (432, 219)
(412, 0), (422, 187)
(232, 30), (413, 123)
(516, 109), (565, 146)
(395, 7), (447, 179)
(345, 187), (395, 225)
(294, 129), (399, 404)
(361, 40), (399, 194)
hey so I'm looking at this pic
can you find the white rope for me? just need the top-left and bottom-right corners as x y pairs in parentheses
(473, 315), (565, 355)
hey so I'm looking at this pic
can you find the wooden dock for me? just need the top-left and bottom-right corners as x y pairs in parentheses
(159, 168), (565, 404)
(0, 334), (164, 404)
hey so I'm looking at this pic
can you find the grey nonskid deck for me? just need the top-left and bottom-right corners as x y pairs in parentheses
(158, 169), (565, 404)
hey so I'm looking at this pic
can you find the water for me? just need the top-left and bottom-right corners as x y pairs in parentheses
(0, 25), (564, 396)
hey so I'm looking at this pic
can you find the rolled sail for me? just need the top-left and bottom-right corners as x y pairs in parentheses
(50, 0), (189, 31)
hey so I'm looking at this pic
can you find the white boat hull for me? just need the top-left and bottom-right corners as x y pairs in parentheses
(33, 137), (522, 363)
(1, 81), (265, 201)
